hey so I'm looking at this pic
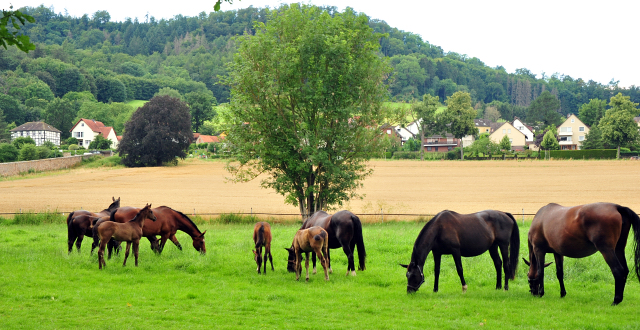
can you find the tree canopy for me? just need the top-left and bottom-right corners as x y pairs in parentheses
(118, 95), (192, 166)
(599, 93), (640, 158)
(442, 91), (477, 159)
(225, 4), (391, 217)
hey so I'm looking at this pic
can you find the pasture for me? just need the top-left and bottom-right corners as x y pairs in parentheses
(1, 159), (640, 328)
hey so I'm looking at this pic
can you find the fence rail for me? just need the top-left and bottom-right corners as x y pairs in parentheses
(0, 211), (541, 217)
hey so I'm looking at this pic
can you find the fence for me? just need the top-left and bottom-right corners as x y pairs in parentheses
(0, 154), (95, 177)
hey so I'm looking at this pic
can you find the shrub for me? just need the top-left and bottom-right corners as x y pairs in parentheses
(0, 143), (19, 162)
(36, 146), (50, 159)
(68, 144), (79, 151)
(18, 144), (38, 161)
(12, 136), (35, 149)
(549, 149), (617, 159)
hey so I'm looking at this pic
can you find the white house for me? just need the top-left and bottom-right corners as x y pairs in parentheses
(10, 121), (61, 146)
(512, 118), (535, 142)
(69, 118), (119, 149)
(394, 125), (415, 145)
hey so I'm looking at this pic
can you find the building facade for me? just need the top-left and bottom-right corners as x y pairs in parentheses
(10, 121), (61, 146)
(489, 122), (526, 151)
(557, 114), (589, 150)
(69, 119), (119, 149)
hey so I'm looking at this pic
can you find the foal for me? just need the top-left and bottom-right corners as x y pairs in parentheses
(97, 204), (156, 270)
(287, 226), (329, 281)
(252, 222), (274, 274)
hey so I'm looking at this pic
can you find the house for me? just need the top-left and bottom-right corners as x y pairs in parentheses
(489, 122), (526, 151)
(10, 121), (61, 146)
(474, 119), (493, 134)
(195, 135), (223, 144)
(69, 118), (119, 149)
(379, 123), (402, 144)
(423, 133), (460, 152)
(512, 117), (535, 142)
(557, 114), (589, 150)
(394, 125), (415, 145)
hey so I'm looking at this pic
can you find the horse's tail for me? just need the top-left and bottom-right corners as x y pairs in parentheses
(504, 212), (520, 280)
(617, 205), (640, 282)
(66, 211), (75, 227)
(352, 213), (366, 271)
(255, 224), (265, 249)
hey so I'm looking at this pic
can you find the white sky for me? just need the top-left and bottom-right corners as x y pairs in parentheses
(10, 0), (640, 87)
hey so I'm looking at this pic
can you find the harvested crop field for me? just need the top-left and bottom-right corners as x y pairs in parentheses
(1, 158), (639, 220)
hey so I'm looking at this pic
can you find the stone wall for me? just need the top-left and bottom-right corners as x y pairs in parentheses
(0, 155), (94, 177)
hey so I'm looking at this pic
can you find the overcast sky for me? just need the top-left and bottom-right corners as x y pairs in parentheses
(11, 0), (640, 87)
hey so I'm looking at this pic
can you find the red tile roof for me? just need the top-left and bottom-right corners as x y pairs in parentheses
(196, 135), (222, 143)
(70, 118), (117, 138)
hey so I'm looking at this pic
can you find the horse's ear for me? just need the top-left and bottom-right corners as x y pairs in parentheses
(252, 250), (256, 255)
(522, 258), (530, 266)
(399, 264), (408, 269)
(112, 196), (115, 201)
(284, 247), (293, 252)
(201, 230), (206, 237)
(544, 262), (553, 268)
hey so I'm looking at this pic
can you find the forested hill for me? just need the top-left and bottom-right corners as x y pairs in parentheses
(1, 5), (639, 137)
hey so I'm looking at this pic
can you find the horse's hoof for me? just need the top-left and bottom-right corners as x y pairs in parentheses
(351, 271), (357, 276)
(312, 268), (317, 275)
(325, 277), (329, 281)
(462, 285), (468, 293)
(305, 278), (309, 282)
(329, 268), (333, 274)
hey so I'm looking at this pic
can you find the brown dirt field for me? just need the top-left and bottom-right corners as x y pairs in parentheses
(1, 158), (639, 221)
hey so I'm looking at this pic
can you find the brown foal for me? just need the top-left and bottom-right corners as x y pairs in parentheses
(287, 226), (330, 281)
(252, 222), (274, 274)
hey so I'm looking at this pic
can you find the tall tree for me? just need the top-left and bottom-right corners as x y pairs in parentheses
(527, 91), (562, 126)
(185, 91), (217, 133)
(118, 95), (192, 167)
(540, 130), (560, 150)
(224, 4), (391, 218)
(409, 94), (441, 160)
(578, 98), (607, 127)
(599, 93), (640, 158)
(442, 91), (478, 160)
(44, 98), (76, 139)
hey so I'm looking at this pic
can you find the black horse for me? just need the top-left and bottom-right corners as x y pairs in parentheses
(401, 210), (520, 293)
(286, 210), (366, 276)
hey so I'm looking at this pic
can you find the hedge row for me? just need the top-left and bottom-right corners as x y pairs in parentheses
(548, 149), (617, 159)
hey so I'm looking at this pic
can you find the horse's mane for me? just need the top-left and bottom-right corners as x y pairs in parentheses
(414, 210), (449, 248)
(160, 206), (201, 233)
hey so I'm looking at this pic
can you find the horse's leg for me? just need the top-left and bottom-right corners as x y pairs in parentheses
(75, 235), (84, 253)
(498, 243), (510, 290)
(551, 253), (566, 298)
(488, 245), (503, 290)
(327, 248), (332, 273)
(123, 242), (131, 267)
(433, 252), (441, 293)
(340, 241), (355, 276)
(169, 234), (183, 250)
(599, 247), (628, 305)
(305, 252), (310, 282)
(257, 246), (263, 274)
(261, 247), (268, 274)
(452, 251), (467, 293)
(295, 250), (302, 281)
(133, 240), (139, 267)
(533, 248), (546, 297)
(107, 238), (118, 260)
(317, 247), (329, 281)
(311, 251), (317, 274)
(157, 235), (170, 254)
(147, 236), (159, 253)
(98, 239), (108, 270)
(267, 247), (274, 271)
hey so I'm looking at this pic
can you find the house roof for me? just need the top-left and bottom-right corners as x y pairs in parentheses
(69, 118), (118, 138)
(197, 135), (222, 143)
(490, 122), (527, 137)
(193, 133), (201, 139)
(474, 119), (492, 127)
(10, 121), (61, 133)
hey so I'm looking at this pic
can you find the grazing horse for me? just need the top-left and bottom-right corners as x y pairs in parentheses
(523, 203), (640, 305)
(67, 197), (120, 253)
(287, 226), (329, 281)
(286, 210), (365, 276)
(97, 204), (156, 269)
(401, 210), (520, 293)
(252, 222), (274, 274)
(104, 206), (206, 254)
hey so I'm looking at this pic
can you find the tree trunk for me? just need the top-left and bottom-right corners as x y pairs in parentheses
(617, 145), (620, 159)
(460, 143), (464, 160)
(420, 125), (425, 161)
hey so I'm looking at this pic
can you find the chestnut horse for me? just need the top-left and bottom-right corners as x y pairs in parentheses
(102, 206), (206, 254)
(287, 226), (329, 281)
(89, 215), (122, 258)
(286, 210), (365, 276)
(401, 210), (520, 294)
(252, 222), (274, 274)
(524, 203), (640, 305)
(97, 204), (156, 269)
(67, 197), (120, 253)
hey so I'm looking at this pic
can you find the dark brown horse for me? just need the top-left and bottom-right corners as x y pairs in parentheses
(401, 210), (520, 293)
(97, 204), (156, 269)
(286, 210), (365, 276)
(104, 206), (206, 254)
(523, 203), (640, 305)
(66, 197), (120, 253)
(253, 222), (274, 274)
(287, 226), (330, 281)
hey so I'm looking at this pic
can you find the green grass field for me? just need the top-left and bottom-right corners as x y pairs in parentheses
(1, 220), (639, 329)
(125, 100), (148, 109)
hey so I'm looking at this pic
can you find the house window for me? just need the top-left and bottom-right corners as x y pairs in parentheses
(579, 136), (584, 141)
(579, 127), (585, 132)
(507, 129), (511, 133)
(81, 123), (84, 127)
(427, 147), (432, 151)
(559, 127), (572, 133)
(386, 129), (391, 134)
(448, 147), (452, 151)
(85, 140), (91, 145)
(571, 118), (575, 123)
(502, 129), (506, 134)
(76, 132), (83, 138)
(509, 139), (513, 143)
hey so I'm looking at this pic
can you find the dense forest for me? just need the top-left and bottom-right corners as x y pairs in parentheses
(1, 4), (639, 140)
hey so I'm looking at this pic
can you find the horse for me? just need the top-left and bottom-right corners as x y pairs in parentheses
(89, 215), (123, 259)
(97, 204), (156, 269)
(401, 210), (520, 294)
(523, 203), (640, 305)
(287, 226), (329, 281)
(67, 197), (120, 253)
(103, 205), (206, 255)
(253, 222), (274, 274)
(286, 210), (365, 276)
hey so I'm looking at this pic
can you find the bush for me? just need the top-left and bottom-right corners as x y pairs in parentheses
(12, 136), (35, 149)
(392, 151), (420, 159)
(65, 137), (79, 145)
(549, 149), (617, 159)
(18, 144), (38, 161)
(0, 143), (19, 162)
(36, 146), (50, 159)
(68, 144), (79, 151)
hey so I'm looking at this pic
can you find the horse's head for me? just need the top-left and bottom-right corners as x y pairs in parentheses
(400, 262), (425, 293)
(141, 204), (157, 221)
(108, 197), (121, 211)
(193, 230), (206, 254)
(253, 249), (262, 269)
(523, 258), (552, 296)
(285, 247), (296, 273)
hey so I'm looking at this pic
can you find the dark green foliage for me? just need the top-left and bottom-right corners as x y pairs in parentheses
(88, 134), (112, 149)
(0, 6), (35, 52)
(65, 136), (78, 145)
(186, 90), (216, 132)
(0, 143), (18, 162)
(527, 91), (562, 126)
(17, 143), (37, 160)
(118, 95), (192, 167)
(12, 136), (35, 149)
(499, 135), (511, 150)
(95, 76), (126, 102)
(35, 145), (49, 159)
(549, 149), (617, 159)
(0, 93), (22, 124)
(44, 98), (76, 139)
(401, 138), (421, 151)
(578, 98), (607, 127)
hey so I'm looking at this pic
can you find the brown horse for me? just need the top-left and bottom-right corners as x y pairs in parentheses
(524, 203), (640, 305)
(252, 222), (274, 274)
(97, 204), (157, 269)
(105, 206), (206, 254)
(401, 210), (520, 293)
(287, 226), (329, 281)
(67, 197), (120, 253)
(286, 210), (365, 276)
(89, 216), (122, 258)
